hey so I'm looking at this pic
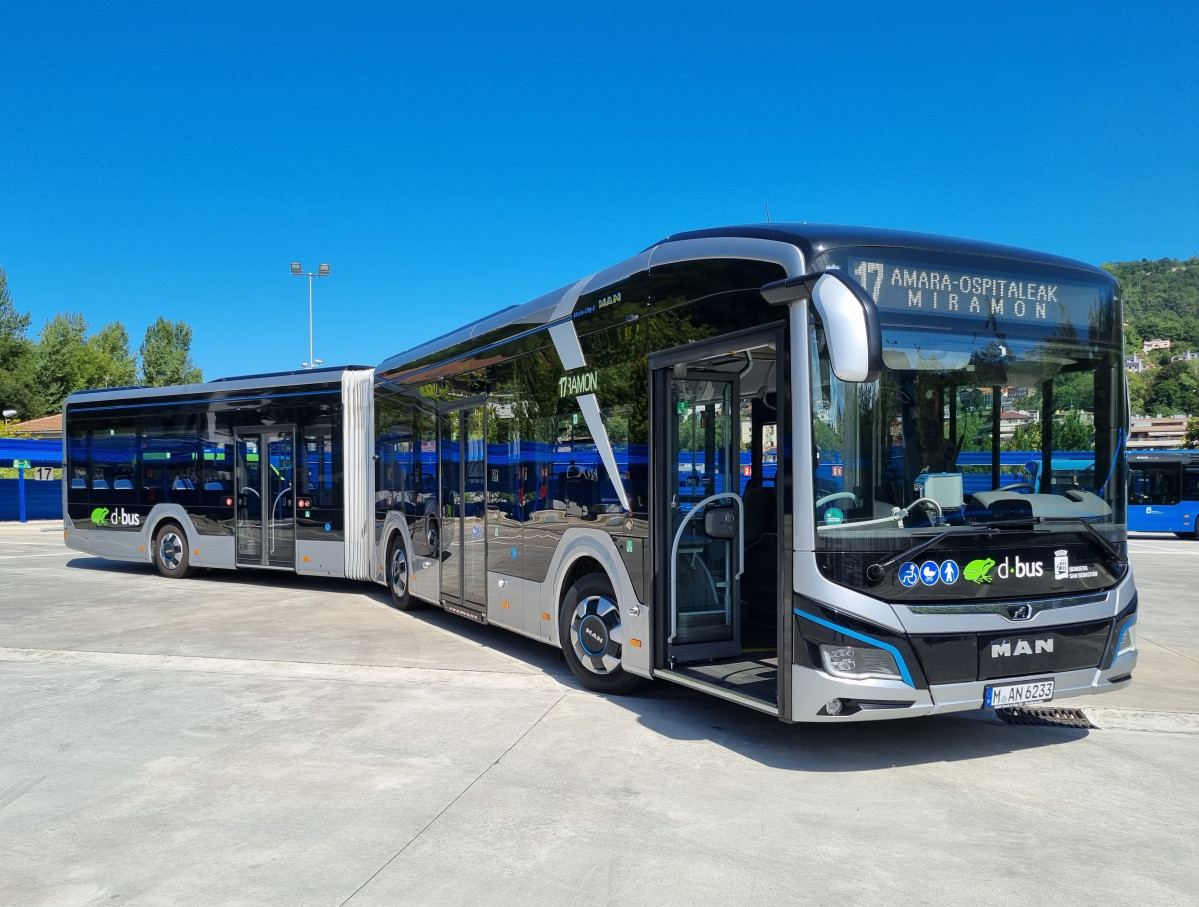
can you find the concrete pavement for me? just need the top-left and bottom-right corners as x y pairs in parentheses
(1, 521), (1196, 906)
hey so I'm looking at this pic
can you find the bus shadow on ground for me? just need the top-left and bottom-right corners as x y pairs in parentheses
(372, 595), (1093, 772)
(612, 686), (1090, 772)
(62, 558), (1091, 770)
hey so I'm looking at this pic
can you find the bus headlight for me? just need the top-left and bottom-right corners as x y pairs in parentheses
(820, 644), (903, 682)
(1116, 620), (1136, 658)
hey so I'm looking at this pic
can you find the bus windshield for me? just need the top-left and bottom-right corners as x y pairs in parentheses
(807, 249), (1128, 600)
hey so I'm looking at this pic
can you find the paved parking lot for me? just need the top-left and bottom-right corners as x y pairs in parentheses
(1, 522), (1196, 906)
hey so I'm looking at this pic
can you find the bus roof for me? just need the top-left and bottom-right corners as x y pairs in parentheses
(657, 223), (1111, 275)
(64, 365), (373, 410)
(376, 223), (1115, 382)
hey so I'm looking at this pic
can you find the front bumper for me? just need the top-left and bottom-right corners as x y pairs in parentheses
(789, 660), (1134, 722)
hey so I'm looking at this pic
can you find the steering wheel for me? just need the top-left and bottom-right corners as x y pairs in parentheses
(996, 482), (1035, 493)
(817, 491), (859, 509)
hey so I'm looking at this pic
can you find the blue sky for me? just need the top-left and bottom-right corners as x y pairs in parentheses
(2, 1), (1196, 381)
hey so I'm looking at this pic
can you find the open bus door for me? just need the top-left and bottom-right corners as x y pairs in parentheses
(650, 327), (785, 713)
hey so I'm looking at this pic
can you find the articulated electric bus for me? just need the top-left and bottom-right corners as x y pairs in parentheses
(63, 224), (1137, 722)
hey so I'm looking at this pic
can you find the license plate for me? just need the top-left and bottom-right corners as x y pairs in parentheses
(985, 679), (1054, 708)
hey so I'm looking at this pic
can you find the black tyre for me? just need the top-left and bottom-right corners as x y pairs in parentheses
(559, 573), (648, 695)
(153, 522), (194, 579)
(387, 534), (421, 610)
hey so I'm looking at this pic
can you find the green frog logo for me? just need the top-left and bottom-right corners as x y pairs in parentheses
(90, 506), (110, 526)
(964, 557), (996, 584)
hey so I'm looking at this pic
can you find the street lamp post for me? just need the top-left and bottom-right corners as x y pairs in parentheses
(290, 262), (330, 368)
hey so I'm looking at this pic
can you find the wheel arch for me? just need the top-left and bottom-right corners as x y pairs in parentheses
(546, 528), (651, 679)
(377, 513), (416, 586)
(143, 505), (204, 563)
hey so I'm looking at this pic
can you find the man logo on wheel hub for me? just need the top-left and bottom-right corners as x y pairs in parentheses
(579, 615), (609, 656)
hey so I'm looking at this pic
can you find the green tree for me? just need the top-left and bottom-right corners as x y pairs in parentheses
(1185, 416), (1199, 449)
(0, 266), (29, 343)
(1006, 420), (1041, 451)
(140, 317), (202, 386)
(88, 321), (137, 387)
(1127, 369), (1152, 415)
(35, 312), (92, 411)
(31, 313), (141, 413)
(1123, 322), (1143, 356)
(1144, 360), (1199, 416)
(0, 265), (42, 419)
(1005, 412), (1094, 452)
(1054, 411), (1095, 451)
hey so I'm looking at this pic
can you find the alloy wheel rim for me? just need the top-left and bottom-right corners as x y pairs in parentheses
(160, 532), (183, 570)
(570, 593), (623, 675)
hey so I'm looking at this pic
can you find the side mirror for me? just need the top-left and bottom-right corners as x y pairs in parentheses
(762, 271), (882, 383)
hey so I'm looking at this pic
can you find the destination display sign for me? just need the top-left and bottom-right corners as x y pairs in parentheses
(847, 256), (1103, 331)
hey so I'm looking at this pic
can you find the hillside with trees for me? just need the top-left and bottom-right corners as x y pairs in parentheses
(1105, 256), (1199, 415)
(0, 264), (202, 422)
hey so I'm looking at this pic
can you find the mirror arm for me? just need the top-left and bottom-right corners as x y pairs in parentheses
(761, 273), (820, 306)
(761, 271), (883, 383)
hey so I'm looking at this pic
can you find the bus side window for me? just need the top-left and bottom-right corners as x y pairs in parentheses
(1185, 469), (1199, 500)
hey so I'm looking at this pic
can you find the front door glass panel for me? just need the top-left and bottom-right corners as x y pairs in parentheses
(668, 369), (741, 661)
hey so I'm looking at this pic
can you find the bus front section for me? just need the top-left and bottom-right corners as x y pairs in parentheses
(780, 245), (1136, 721)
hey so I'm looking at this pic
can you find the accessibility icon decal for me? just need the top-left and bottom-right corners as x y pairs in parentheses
(920, 561), (940, 585)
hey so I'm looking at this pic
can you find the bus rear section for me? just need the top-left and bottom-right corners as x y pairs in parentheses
(62, 367), (375, 581)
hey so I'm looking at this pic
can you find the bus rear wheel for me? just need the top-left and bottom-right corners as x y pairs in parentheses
(559, 573), (647, 695)
(387, 535), (420, 610)
(153, 522), (194, 579)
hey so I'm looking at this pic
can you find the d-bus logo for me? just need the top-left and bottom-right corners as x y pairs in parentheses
(90, 506), (140, 527)
(964, 555), (1043, 583)
(997, 556), (1043, 579)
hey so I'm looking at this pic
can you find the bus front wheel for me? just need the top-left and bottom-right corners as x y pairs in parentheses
(153, 522), (195, 579)
(559, 573), (647, 695)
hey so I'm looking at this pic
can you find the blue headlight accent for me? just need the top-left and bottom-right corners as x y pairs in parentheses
(1115, 615), (1137, 660)
(794, 608), (915, 687)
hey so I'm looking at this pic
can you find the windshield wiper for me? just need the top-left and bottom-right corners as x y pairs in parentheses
(1038, 516), (1128, 570)
(865, 526), (1000, 584)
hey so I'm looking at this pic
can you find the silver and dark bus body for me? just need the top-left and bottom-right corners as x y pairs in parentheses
(63, 224), (1137, 722)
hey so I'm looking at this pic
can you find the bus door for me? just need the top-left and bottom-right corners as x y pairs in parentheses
(439, 401), (488, 615)
(653, 352), (743, 664)
(235, 429), (296, 569)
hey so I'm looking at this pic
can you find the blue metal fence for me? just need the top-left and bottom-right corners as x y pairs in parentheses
(0, 438), (63, 522)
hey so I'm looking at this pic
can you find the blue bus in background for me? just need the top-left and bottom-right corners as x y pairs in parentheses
(1127, 450), (1199, 536)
